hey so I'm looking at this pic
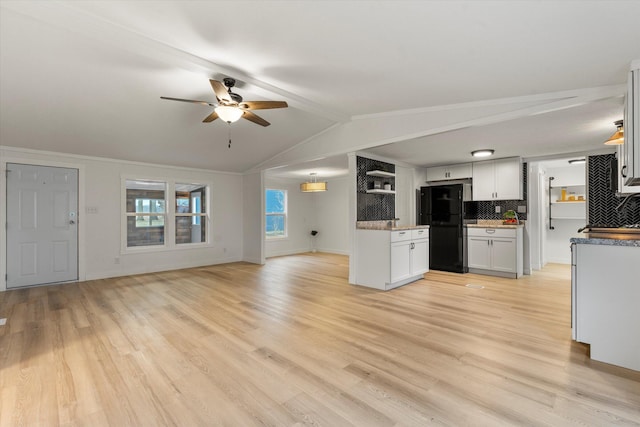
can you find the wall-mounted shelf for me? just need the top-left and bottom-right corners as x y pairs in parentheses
(366, 170), (396, 178)
(551, 200), (586, 204)
(366, 189), (396, 194)
(550, 217), (585, 220)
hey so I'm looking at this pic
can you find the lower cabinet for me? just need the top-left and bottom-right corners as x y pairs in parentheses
(355, 228), (429, 290)
(467, 227), (523, 278)
(572, 242), (640, 371)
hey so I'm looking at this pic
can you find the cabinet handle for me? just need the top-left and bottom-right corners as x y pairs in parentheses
(399, 231), (406, 235)
(621, 165), (627, 178)
(485, 229), (496, 234)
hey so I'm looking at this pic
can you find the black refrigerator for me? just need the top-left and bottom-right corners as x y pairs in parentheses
(419, 184), (471, 273)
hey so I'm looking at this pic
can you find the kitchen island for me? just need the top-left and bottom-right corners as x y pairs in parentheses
(353, 222), (430, 290)
(570, 236), (640, 371)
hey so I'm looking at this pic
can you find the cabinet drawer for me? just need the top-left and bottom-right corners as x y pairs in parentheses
(467, 227), (517, 238)
(391, 230), (412, 242)
(411, 228), (429, 240)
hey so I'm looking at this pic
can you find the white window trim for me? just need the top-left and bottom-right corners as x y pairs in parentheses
(121, 176), (212, 254)
(265, 188), (288, 240)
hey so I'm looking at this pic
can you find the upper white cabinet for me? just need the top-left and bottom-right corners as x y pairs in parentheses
(472, 157), (523, 201)
(621, 64), (640, 187)
(426, 163), (472, 181)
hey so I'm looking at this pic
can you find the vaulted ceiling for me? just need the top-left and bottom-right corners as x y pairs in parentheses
(1, 1), (639, 175)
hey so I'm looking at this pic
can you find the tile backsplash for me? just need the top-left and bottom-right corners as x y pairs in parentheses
(356, 156), (395, 221)
(587, 154), (640, 226)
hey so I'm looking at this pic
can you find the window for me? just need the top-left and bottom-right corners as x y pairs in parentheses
(175, 183), (207, 244)
(265, 189), (287, 238)
(125, 179), (166, 247)
(124, 179), (209, 249)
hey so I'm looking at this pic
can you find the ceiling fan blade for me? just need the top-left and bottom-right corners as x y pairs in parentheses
(209, 79), (232, 103)
(160, 96), (215, 106)
(202, 111), (219, 123)
(242, 110), (270, 127)
(239, 100), (288, 110)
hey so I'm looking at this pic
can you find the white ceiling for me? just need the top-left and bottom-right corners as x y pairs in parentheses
(1, 1), (639, 175)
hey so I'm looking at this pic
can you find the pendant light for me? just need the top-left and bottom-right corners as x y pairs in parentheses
(604, 120), (624, 145)
(300, 173), (327, 192)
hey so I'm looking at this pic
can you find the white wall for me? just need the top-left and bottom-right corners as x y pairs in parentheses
(0, 146), (244, 291)
(242, 171), (264, 264)
(313, 176), (350, 255)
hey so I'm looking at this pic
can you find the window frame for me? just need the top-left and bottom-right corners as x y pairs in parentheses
(265, 188), (288, 240)
(121, 176), (212, 254)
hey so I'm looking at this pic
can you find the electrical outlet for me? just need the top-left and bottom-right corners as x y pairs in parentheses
(495, 206), (501, 214)
(517, 205), (527, 213)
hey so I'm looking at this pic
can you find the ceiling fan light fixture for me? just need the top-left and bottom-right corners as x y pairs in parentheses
(471, 149), (495, 158)
(215, 105), (243, 123)
(604, 120), (624, 145)
(300, 173), (327, 192)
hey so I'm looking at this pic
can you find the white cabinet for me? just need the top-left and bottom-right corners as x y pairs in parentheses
(571, 242), (640, 371)
(621, 64), (640, 187)
(426, 163), (472, 181)
(467, 227), (523, 278)
(355, 228), (429, 290)
(472, 157), (523, 201)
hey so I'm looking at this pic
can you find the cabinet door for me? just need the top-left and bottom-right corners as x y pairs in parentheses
(391, 241), (412, 282)
(495, 158), (523, 200)
(426, 166), (448, 181)
(490, 238), (516, 273)
(411, 239), (429, 275)
(472, 161), (495, 201)
(448, 163), (473, 180)
(468, 237), (491, 269)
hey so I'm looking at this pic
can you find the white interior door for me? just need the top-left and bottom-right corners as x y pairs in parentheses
(7, 163), (78, 288)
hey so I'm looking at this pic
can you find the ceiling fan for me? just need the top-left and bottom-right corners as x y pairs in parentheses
(161, 77), (288, 127)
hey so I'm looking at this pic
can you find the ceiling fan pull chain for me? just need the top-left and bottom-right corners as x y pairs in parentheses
(228, 124), (232, 148)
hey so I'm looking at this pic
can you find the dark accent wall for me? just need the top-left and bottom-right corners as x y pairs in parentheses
(587, 154), (640, 226)
(473, 163), (528, 220)
(357, 156), (395, 221)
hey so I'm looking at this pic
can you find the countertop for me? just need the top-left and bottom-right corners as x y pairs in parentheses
(466, 223), (524, 229)
(570, 237), (640, 247)
(356, 221), (429, 231)
(466, 220), (525, 229)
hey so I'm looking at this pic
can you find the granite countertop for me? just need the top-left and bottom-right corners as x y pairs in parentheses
(570, 237), (640, 247)
(466, 220), (525, 229)
(356, 221), (429, 231)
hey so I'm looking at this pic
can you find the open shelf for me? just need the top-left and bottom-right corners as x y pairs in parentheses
(550, 217), (586, 220)
(552, 200), (585, 204)
(366, 170), (395, 178)
(366, 189), (396, 194)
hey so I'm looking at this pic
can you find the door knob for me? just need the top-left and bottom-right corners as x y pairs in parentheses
(69, 220), (76, 225)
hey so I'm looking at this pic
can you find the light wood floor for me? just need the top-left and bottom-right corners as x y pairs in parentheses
(1, 253), (639, 426)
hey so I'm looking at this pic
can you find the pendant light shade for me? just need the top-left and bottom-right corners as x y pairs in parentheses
(215, 106), (244, 123)
(300, 173), (327, 192)
(604, 120), (624, 145)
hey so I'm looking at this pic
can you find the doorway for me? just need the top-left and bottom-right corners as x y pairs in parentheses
(6, 163), (79, 288)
